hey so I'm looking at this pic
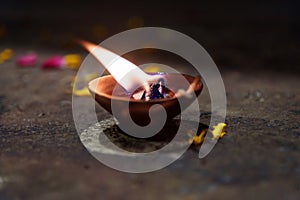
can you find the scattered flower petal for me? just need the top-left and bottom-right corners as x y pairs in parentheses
(211, 123), (227, 139)
(82, 73), (98, 82)
(42, 54), (81, 70)
(73, 87), (90, 96)
(188, 123), (227, 145)
(189, 129), (208, 145)
(16, 53), (37, 66)
(0, 48), (13, 63)
(42, 56), (64, 69)
(64, 54), (81, 70)
(66, 74), (97, 96)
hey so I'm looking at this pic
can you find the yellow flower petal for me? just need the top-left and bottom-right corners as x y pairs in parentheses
(64, 54), (81, 70)
(66, 74), (98, 96)
(220, 131), (227, 138)
(73, 87), (90, 96)
(83, 73), (98, 82)
(188, 123), (227, 145)
(0, 48), (13, 61)
(211, 123), (227, 139)
(188, 129), (208, 145)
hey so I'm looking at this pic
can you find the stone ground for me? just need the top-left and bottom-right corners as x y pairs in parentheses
(0, 46), (299, 200)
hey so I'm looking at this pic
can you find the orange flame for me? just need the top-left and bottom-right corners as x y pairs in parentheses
(78, 40), (162, 93)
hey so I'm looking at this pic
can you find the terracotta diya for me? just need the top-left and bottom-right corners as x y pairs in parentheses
(88, 73), (203, 127)
(80, 40), (203, 129)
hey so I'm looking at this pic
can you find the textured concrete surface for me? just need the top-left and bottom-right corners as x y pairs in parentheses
(0, 47), (299, 199)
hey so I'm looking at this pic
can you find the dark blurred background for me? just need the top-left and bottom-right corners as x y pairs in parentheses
(0, 0), (299, 71)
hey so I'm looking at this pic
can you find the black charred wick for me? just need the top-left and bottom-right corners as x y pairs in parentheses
(141, 83), (163, 100)
(140, 78), (167, 100)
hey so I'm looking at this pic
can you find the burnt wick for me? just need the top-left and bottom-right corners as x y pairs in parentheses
(131, 79), (175, 101)
(141, 83), (164, 100)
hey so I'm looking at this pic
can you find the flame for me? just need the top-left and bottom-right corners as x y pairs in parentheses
(78, 40), (161, 93)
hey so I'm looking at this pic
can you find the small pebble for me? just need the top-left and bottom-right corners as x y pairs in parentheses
(38, 113), (45, 117)
(255, 90), (262, 98)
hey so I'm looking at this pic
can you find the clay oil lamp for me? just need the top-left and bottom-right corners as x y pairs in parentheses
(80, 40), (203, 137)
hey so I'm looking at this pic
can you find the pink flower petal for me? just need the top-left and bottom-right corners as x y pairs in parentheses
(42, 56), (65, 69)
(16, 54), (37, 66)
